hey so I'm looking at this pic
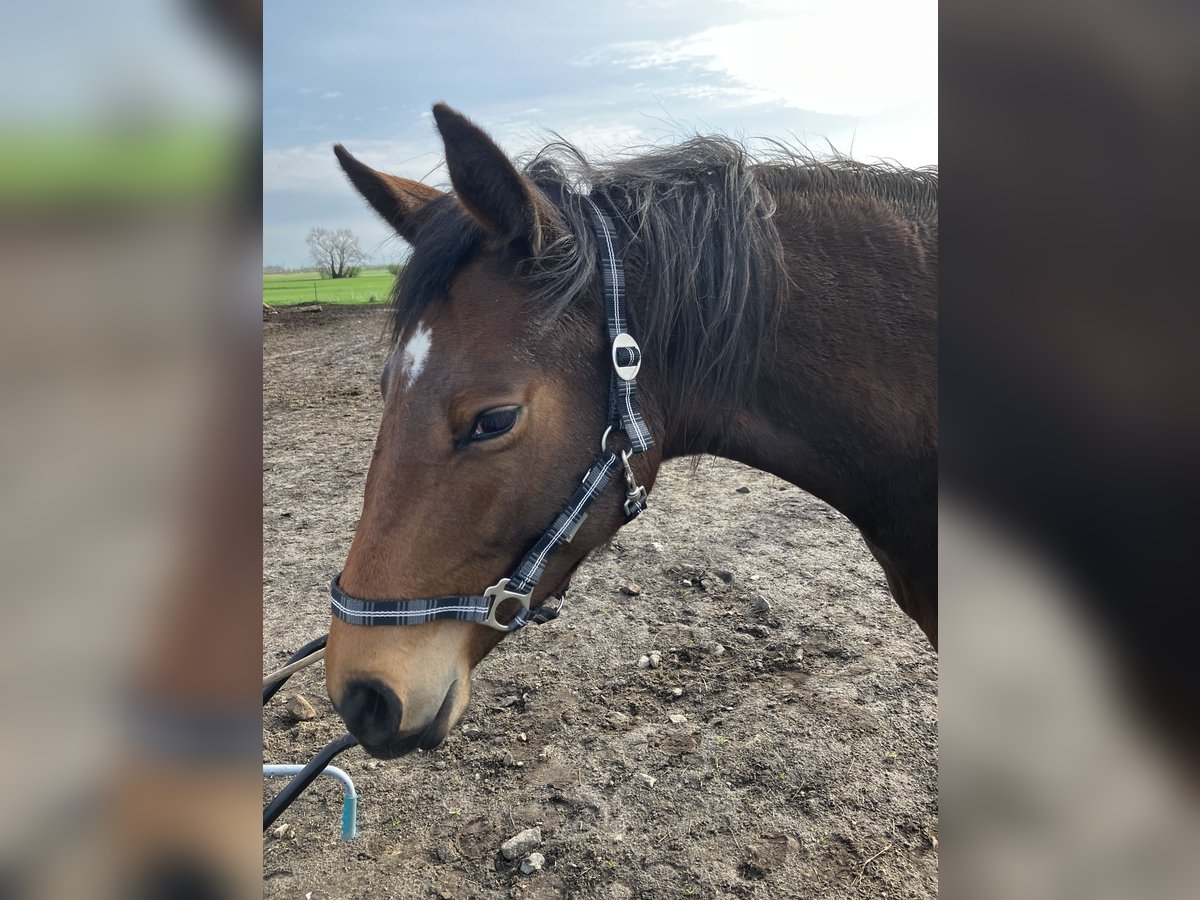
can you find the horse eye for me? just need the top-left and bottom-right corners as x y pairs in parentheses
(469, 406), (520, 441)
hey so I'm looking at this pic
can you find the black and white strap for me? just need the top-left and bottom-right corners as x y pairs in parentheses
(329, 574), (564, 629)
(330, 197), (653, 632)
(585, 198), (654, 456)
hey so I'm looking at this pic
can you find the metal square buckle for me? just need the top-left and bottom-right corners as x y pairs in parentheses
(482, 578), (533, 632)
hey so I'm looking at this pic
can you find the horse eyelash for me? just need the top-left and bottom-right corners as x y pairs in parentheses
(455, 407), (520, 449)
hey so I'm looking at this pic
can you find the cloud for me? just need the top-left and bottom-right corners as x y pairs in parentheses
(263, 138), (444, 194)
(296, 87), (342, 99)
(582, 0), (936, 119)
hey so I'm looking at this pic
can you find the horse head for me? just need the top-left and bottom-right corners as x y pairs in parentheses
(324, 105), (660, 757)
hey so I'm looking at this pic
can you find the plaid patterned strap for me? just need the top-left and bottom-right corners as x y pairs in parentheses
(508, 451), (620, 595)
(585, 198), (655, 455)
(330, 575), (492, 626)
(330, 574), (563, 630)
(330, 454), (618, 631)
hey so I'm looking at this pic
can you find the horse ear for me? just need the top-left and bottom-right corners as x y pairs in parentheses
(333, 144), (443, 241)
(432, 103), (558, 252)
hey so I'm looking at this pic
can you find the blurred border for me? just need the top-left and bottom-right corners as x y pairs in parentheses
(942, 0), (1200, 896)
(0, 2), (262, 897)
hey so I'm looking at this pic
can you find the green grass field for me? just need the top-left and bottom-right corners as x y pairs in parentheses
(0, 124), (239, 205)
(263, 268), (397, 306)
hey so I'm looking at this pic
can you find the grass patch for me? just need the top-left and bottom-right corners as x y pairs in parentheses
(263, 268), (397, 306)
(0, 123), (239, 205)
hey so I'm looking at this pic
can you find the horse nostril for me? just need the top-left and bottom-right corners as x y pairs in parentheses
(338, 679), (403, 748)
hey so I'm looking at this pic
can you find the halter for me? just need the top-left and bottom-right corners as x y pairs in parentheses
(329, 198), (654, 632)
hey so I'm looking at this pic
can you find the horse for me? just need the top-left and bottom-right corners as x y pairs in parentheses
(323, 103), (937, 758)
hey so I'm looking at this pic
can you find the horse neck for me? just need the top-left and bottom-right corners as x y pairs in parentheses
(648, 187), (938, 536)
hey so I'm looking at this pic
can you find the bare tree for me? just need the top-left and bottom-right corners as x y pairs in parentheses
(306, 227), (366, 278)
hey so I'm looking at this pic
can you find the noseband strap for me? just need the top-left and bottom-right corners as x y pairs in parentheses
(330, 198), (653, 632)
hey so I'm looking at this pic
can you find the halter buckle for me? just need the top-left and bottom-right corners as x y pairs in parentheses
(482, 578), (533, 632)
(611, 333), (642, 381)
(620, 449), (648, 517)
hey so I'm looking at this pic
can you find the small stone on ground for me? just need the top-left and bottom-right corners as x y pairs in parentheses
(500, 827), (542, 860)
(520, 851), (546, 874)
(285, 695), (317, 721)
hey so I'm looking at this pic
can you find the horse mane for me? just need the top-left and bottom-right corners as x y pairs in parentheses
(392, 135), (938, 416)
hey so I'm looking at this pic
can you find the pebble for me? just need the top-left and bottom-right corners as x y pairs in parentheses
(519, 852), (546, 875)
(794, 648), (804, 661)
(272, 823), (294, 840)
(284, 695), (317, 722)
(637, 651), (662, 669)
(670, 687), (684, 698)
(635, 772), (657, 788)
(363, 760), (379, 770)
(735, 486), (751, 494)
(500, 827), (542, 860)
(711, 643), (726, 656)
(517, 732), (527, 742)
(620, 583), (642, 596)
(668, 714), (688, 725)
(751, 594), (771, 613)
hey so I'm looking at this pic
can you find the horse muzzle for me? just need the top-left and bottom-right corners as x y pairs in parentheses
(336, 677), (462, 758)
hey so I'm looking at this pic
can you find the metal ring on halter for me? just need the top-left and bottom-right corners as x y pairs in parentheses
(544, 592), (566, 618)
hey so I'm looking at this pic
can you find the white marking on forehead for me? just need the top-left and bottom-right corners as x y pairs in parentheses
(400, 320), (432, 391)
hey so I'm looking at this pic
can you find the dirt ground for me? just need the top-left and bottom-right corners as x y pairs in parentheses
(263, 308), (938, 899)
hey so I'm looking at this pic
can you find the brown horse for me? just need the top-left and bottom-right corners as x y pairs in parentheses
(324, 104), (937, 757)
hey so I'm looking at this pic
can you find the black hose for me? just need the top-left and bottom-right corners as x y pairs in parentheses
(262, 633), (329, 706)
(263, 732), (358, 833)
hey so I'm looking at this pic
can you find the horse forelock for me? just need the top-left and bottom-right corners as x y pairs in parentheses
(390, 196), (485, 343)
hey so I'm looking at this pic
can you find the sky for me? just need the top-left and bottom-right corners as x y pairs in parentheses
(264, 0), (937, 269)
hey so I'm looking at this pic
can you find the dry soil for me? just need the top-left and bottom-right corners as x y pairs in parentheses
(263, 307), (938, 900)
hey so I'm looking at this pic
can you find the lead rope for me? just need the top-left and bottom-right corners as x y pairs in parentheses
(327, 197), (653, 632)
